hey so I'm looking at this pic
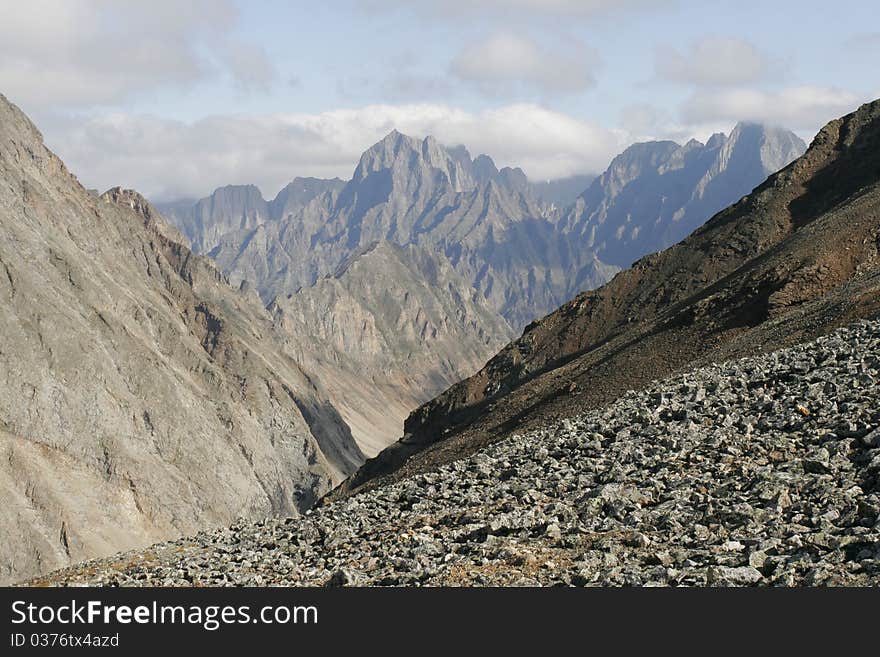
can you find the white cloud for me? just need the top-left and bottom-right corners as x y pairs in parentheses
(42, 104), (623, 201)
(680, 86), (864, 132)
(451, 32), (599, 94)
(219, 43), (279, 93)
(618, 86), (868, 148)
(365, 0), (667, 18)
(655, 37), (777, 86)
(0, 0), (274, 108)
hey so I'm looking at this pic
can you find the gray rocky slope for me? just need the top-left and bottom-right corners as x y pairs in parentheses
(0, 94), (363, 585)
(35, 318), (880, 586)
(270, 241), (514, 456)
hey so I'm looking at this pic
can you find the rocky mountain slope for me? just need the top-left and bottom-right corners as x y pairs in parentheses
(270, 241), (514, 455)
(156, 177), (346, 255)
(529, 174), (595, 210)
(330, 99), (880, 502)
(559, 123), (806, 268)
(268, 176), (346, 221)
(33, 318), (880, 586)
(191, 126), (802, 332)
(210, 132), (618, 330)
(0, 94), (363, 585)
(159, 184), (270, 254)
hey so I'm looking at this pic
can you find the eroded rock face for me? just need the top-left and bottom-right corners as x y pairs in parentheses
(199, 125), (803, 333)
(271, 241), (514, 456)
(33, 318), (880, 587)
(330, 99), (880, 501)
(268, 177), (346, 221)
(559, 123), (806, 268)
(0, 94), (363, 584)
(160, 184), (272, 254)
(210, 132), (619, 331)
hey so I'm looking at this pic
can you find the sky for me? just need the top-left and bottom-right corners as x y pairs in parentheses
(1, 0), (878, 201)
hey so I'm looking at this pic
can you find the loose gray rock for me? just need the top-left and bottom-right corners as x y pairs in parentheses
(33, 318), (880, 587)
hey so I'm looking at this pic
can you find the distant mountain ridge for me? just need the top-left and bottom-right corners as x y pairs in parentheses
(163, 123), (805, 332)
(205, 131), (616, 330)
(327, 99), (880, 502)
(559, 123), (807, 268)
(156, 177), (346, 254)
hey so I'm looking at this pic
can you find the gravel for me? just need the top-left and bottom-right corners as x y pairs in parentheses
(35, 318), (880, 587)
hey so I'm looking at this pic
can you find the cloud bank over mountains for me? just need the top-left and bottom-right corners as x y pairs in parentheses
(0, 0), (873, 201)
(51, 103), (623, 201)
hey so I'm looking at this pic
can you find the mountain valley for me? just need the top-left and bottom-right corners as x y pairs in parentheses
(2, 86), (875, 588)
(0, 94), (363, 584)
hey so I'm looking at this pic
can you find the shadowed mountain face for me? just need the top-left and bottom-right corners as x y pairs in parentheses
(209, 131), (618, 331)
(159, 184), (270, 254)
(270, 241), (514, 456)
(269, 177), (347, 220)
(529, 174), (595, 209)
(0, 95), (363, 584)
(559, 123), (807, 268)
(195, 125), (803, 332)
(328, 99), (880, 502)
(156, 178), (347, 255)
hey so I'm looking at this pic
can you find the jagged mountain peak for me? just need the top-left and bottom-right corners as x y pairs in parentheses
(472, 153), (500, 181)
(99, 187), (189, 246)
(199, 183), (268, 210)
(351, 130), (474, 191)
(214, 182), (264, 194)
(329, 97), (880, 503)
(706, 132), (727, 148)
(351, 130), (528, 196)
(100, 186), (156, 218)
(563, 122), (806, 267)
(358, 130), (422, 164)
(720, 121), (808, 174)
(269, 176), (346, 220)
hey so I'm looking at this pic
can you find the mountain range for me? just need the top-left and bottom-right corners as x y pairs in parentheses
(0, 89), (821, 585)
(150, 121), (804, 453)
(156, 178), (347, 254)
(558, 123), (807, 268)
(329, 98), (880, 501)
(164, 123), (804, 332)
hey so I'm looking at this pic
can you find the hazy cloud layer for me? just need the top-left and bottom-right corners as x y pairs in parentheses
(451, 32), (599, 94)
(680, 86), (864, 130)
(43, 104), (624, 201)
(365, 0), (667, 18)
(0, 0), (275, 107)
(655, 37), (777, 86)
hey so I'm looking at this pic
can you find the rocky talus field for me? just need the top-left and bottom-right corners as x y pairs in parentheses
(34, 318), (880, 586)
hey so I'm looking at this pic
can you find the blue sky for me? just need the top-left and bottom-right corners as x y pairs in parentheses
(1, 0), (877, 200)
